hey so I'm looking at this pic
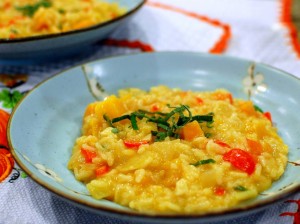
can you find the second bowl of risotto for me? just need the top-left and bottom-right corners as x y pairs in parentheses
(0, 0), (145, 61)
(8, 52), (300, 223)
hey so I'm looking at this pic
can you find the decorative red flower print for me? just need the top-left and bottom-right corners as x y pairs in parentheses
(280, 200), (300, 224)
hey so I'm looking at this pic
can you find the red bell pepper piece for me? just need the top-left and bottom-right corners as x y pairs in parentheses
(223, 148), (256, 175)
(263, 111), (272, 122)
(214, 140), (231, 148)
(196, 97), (204, 104)
(95, 165), (110, 177)
(123, 140), (149, 149)
(214, 186), (226, 196)
(151, 104), (160, 112)
(81, 148), (97, 163)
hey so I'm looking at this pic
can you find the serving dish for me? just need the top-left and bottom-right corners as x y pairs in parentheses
(8, 52), (300, 223)
(0, 0), (145, 63)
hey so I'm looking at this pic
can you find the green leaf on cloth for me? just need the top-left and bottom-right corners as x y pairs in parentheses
(0, 89), (23, 109)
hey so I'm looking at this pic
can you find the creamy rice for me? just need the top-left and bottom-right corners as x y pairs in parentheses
(0, 0), (125, 39)
(68, 86), (288, 214)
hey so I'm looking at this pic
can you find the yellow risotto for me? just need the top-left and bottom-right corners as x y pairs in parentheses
(68, 86), (288, 214)
(0, 0), (126, 39)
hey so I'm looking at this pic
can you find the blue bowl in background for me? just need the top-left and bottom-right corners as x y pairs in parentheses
(0, 0), (145, 63)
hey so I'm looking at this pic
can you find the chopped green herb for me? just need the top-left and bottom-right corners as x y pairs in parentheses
(15, 0), (52, 17)
(58, 23), (63, 30)
(112, 114), (130, 123)
(157, 123), (170, 130)
(191, 159), (216, 166)
(191, 113), (214, 123)
(130, 114), (138, 130)
(104, 104), (214, 142)
(10, 29), (18, 34)
(103, 114), (115, 128)
(58, 8), (66, 14)
(254, 105), (264, 113)
(111, 128), (119, 134)
(152, 131), (168, 142)
(234, 185), (248, 191)
(204, 133), (212, 138)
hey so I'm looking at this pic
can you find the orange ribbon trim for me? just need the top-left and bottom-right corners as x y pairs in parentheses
(104, 39), (154, 52)
(147, 1), (231, 54)
(281, 0), (300, 58)
(105, 1), (231, 54)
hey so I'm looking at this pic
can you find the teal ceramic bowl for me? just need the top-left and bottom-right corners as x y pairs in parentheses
(8, 52), (300, 223)
(0, 0), (145, 63)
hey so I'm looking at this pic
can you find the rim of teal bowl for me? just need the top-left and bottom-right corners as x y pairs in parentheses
(7, 51), (300, 221)
(0, 0), (146, 44)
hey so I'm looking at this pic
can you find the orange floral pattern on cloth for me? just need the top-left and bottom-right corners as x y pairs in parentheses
(0, 109), (9, 148)
(104, 39), (154, 52)
(0, 73), (28, 88)
(0, 109), (14, 182)
(281, 0), (300, 58)
(104, 1), (231, 54)
(0, 148), (14, 182)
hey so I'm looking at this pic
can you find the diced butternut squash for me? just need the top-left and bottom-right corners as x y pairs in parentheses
(84, 102), (98, 117)
(213, 92), (233, 104)
(85, 95), (125, 116)
(82, 95), (127, 135)
(95, 95), (126, 119)
(246, 138), (263, 156)
(238, 101), (257, 116)
(181, 120), (204, 141)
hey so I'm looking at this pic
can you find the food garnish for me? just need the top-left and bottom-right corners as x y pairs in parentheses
(104, 105), (214, 142)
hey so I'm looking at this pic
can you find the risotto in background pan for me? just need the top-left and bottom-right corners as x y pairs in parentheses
(0, 0), (125, 39)
(68, 85), (288, 214)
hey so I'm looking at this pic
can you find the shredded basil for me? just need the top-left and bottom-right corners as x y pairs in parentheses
(205, 133), (212, 138)
(15, 0), (52, 17)
(58, 8), (66, 14)
(254, 105), (264, 113)
(152, 131), (168, 142)
(191, 113), (214, 123)
(103, 114), (115, 128)
(206, 121), (214, 128)
(191, 159), (216, 166)
(157, 123), (169, 130)
(104, 104), (214, 142)
(111, 128), (119, 134)
(234, 185), (248, 191)
(10, 29), (18, 34)
(130, 114), (138, 130)
(111, 114), (130, 123)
